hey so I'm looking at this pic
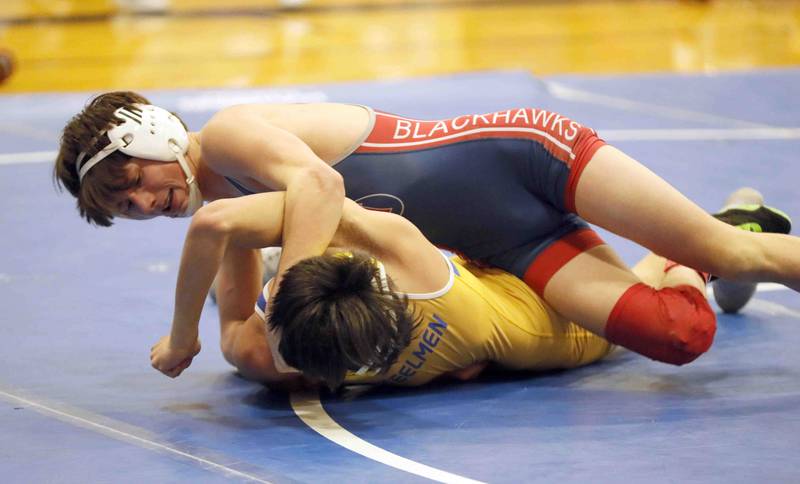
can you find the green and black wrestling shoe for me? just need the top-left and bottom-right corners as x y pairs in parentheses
(712, 204), (792, 235)
(711, 188), (792, 314)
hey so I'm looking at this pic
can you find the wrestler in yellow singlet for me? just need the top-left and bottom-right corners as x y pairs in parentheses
(345, 252), (615, 386)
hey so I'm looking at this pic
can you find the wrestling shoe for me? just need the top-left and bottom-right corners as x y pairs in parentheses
(711, 188), (792, 313)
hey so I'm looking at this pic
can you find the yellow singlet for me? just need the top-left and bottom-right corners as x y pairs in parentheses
(345, 252), (615, 386)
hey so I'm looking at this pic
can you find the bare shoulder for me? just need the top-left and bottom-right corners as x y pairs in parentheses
(204, 103), (363, 129)
(202, 103), (371, 169)
(201, 105), (270, 147)
(199, 105), (300, 182)
(337, 200), (450, 294)
(200, 106), (261, 163)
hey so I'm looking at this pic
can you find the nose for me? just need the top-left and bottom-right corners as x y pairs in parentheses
(128, 189), (157, 215)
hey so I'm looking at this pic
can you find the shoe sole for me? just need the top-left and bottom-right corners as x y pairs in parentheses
(712, 192), (789, 314)
(715, 204), (792, 233)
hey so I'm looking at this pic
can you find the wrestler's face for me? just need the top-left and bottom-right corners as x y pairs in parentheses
(110, 158), (190, 220)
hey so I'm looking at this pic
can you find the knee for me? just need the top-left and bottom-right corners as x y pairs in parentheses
(604, 283), (716, 365)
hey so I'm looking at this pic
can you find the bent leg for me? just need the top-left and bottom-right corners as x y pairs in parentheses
(487, 223), (716, 365)
(542, 242), (716, 365)
(574, 145), (800, 290)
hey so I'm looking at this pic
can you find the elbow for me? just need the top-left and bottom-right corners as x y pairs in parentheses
(190, 199), (235, 238)
(304, 166), (344, 200)
(322, 169), (345, 199)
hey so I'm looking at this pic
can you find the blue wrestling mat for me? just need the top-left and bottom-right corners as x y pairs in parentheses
(1, 69), (799, 483)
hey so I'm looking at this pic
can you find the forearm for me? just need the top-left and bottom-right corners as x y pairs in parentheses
(277, 170), (344, 271)
(169, 194), (288, 348)
(170, 221), (230, 348)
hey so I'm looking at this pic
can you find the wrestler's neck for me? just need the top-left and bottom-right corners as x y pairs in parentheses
(185, 131), (232, 201)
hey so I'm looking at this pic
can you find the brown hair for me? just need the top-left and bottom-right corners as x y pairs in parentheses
(53, 91), (151, 226)
(268, 252), (418, 390)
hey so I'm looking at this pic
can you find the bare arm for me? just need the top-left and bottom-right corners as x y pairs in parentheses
(215, 244), (263, 366)
(172, 193), (445, 345)
(215, 244), (314, 389)
(151, 193), (287, 376)
(151, 192), (448, 376)
(168, 193), (286, 345)
(201, 106), (344, 290)
(333, 203), (450, 294)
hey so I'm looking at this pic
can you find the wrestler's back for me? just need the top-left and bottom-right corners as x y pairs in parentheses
(218, 105), (595, 273)
(345, 255), (612, 387)
(457, 261), (614, 372)
(333, 108), (587, 263)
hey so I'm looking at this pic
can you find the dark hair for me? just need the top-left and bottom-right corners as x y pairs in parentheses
(53, 91), (187, 227)
(268, 252), (417, 389)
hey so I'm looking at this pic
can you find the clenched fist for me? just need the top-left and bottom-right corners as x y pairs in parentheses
(150, 335), (202, 378)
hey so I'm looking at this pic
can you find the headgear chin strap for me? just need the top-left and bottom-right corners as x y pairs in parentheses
(75, 104), (203, 217)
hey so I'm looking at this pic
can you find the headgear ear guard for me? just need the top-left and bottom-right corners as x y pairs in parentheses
(75, 104), (203, 217)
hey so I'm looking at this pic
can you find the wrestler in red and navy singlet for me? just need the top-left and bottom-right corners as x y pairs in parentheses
(228, 107), (608, 295)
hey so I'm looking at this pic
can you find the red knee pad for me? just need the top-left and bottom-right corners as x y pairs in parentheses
(604, 283), (716, 365)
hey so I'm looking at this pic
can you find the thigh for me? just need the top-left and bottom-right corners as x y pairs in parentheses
(483, 213), (591, 280)
(574, 145), (739, 273)
(484, 221), (639, 336)
(541, 243), (641, 336)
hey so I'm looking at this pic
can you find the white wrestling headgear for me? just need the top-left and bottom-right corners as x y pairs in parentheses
(75, 104), (203, 217)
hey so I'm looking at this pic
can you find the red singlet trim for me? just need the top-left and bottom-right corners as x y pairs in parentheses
(564, 135), (607, 213)
(663, 259), (711, 284)
(522, 228), (605, 296)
